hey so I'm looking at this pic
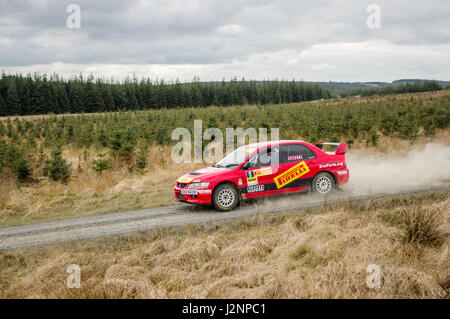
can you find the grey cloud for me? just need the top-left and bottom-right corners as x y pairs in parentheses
(0, 0), (449, 81)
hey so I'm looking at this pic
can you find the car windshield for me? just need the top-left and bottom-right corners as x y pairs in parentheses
(213, 146), (256, 168)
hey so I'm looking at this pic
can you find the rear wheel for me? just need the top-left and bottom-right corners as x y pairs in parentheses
(312, 172), (335, 194)
(212, 183), (239, 212)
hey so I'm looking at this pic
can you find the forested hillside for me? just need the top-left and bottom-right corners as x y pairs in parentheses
(0, 74), (332, 116)
(1, 90), (449, 183)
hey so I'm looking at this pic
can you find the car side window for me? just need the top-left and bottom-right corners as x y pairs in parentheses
(249, 146), (280, 168)
(279, 144), (316, 164)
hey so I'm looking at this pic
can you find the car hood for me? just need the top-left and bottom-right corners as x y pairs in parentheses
(177, 166), (229, 183)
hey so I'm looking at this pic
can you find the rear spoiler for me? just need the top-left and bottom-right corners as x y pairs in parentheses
(314, 142), (347, 155)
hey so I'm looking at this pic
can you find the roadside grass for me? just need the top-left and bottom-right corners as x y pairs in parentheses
(0, 189), (448, 298)
(388, 206), (443, 246)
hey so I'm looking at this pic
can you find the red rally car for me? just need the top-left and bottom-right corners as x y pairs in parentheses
(174, 140), (349, 211)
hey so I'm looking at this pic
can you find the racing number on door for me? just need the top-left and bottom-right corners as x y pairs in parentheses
(245, 166), (273, 193)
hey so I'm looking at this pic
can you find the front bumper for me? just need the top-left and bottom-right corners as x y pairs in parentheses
(174, 186), (213, 204)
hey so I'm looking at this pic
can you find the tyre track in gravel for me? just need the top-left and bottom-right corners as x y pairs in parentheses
(0, 185), (447, 251)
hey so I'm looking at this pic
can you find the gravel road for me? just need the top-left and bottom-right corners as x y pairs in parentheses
(0, 185), (447, 250)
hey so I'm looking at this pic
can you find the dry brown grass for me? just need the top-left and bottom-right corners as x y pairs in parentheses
(0, 190), (448, 298)
(0, 145), (204, 227)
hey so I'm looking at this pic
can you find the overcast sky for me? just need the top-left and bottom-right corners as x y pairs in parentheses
(1, 0), (449, 82)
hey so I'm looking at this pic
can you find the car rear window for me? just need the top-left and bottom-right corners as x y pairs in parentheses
(279, 144), (316, 163)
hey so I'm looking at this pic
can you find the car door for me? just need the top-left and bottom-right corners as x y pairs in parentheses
(241, 146), (281, 196)
(272, 143), (319, 191)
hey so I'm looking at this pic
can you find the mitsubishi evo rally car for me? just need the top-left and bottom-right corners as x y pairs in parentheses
(174, 140), (349, 211)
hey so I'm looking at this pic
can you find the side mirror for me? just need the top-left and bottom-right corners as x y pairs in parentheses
(242, 161), (250, 170)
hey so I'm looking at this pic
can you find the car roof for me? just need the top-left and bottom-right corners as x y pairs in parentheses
(244, 140), (311, 149)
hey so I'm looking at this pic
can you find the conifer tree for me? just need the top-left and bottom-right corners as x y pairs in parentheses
(6, 80), (20, 115)
(0, 94), (6, 116)
(45, 148), (71, 184)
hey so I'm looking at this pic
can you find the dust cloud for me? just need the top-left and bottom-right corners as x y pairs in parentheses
(249, 143), (450, 211)
(343, 143), (450, 194)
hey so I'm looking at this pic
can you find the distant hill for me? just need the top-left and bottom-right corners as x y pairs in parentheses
(198, 79), (450, 91)
(392, 79), (450, 87)
(314, 79), (450, 90)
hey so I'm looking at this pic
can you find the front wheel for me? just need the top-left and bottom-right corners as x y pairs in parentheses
(212, 183), (239, 212)
(311, 172), (335, 194)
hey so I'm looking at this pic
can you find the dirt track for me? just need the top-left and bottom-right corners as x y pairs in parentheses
(0, 185), (447, 251)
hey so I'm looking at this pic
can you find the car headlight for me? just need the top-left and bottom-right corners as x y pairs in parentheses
(188, 182), (210, 189)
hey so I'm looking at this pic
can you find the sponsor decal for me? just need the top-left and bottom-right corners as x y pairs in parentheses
(181, 189), (197, 195)
(288, 155), (303, 161)
(337, 170), (348, 176)
(238, 178), (243, 186)
(245, 167), (272, 185)
(177, 176), (192, 183)
(274, 161), (310, 189)
(192, 179), (201, 182)
(245, 167), (272, 186)
(247, 177), (258, 186)
(246, 171), (257, 185)
(319, 162), (344, 169)
(247, 185), (265, 193)
(254, 167), (272, 176)
(198, 189), (212, 194)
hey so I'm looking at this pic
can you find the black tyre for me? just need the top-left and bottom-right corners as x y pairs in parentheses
(311, 172), (335, 194)
(212, 183), (239, 212)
